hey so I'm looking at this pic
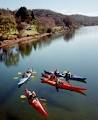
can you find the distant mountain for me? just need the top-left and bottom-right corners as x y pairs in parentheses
(33, 9), (98, 26)
(70, 14), (98, 26)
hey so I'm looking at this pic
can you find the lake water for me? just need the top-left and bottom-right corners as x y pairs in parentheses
(0, 26), (98, 120)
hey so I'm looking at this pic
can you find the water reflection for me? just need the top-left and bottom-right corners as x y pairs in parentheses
(6, 112), (21, 120)
(63, 29), (76, 42)
(19, 42), (33, 57)
(0, 46), (19, 67)
(0, 32), (74, 67)
(0, 82), (17, 105)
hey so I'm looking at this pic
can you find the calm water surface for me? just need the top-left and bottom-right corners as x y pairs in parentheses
(0, 26), (98, 120)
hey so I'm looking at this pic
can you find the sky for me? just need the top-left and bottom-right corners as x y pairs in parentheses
(0, 0), (98, 16)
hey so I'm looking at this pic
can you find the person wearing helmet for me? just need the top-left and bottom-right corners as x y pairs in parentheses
(64, 70), (71, 82)
(22, 72), (28, 78)
(28, 90), (37, 100)
(26, 68), (33, 73)
(54, 69), (60, 77)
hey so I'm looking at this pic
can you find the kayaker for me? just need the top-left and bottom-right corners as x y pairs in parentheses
(22, 72), (28, 78)
(28, 90), (37, 100)
(55, 78), (62, 92)
(64, 71), (71, 82)
(54, 69), (60, 77)
(26, 68), (32, 73)
(49, 74), (56, 81)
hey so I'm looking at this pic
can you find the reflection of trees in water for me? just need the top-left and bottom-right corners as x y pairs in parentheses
(32, 36), (52, 50)
(0, 33), (63, 67)
(0, 46), (19, 67)
(32, 34), (63, 50)
(18, 42), (32, 57)
(63, 29), (75, 42)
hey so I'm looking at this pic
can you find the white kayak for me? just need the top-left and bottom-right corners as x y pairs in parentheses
(18, 72), (31, 86)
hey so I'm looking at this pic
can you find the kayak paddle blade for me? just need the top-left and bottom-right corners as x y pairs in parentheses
(20, 95), (27, 99)
(18, 72), (22, 75)
(13, 76), (19, 80)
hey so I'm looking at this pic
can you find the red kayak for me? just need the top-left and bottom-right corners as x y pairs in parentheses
(25, 89), (48, 118)
(41, 78), (87, 95)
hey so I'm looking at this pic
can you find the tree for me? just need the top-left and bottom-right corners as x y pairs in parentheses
(15, 7), (29, 22)
(63, 16), (73, 28)
(31, 10), (35, 20)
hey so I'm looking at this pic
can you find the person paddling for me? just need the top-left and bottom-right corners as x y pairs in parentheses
(49, 74), (56, 80)
(54, 69), (60, 77)
(27, 90), (37, 100)
(64, 71), (71, 82)
(55, 78), (62, 92)
(22, 72), (28, 78)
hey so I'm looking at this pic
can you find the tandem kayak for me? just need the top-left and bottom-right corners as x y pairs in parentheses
(25, 89), (48, 118)
(41, 78), (87, 95)
(18, 72), (31, 87)
(44, 70), (87, 82)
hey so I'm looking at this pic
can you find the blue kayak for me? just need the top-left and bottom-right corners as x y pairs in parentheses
(18, 72), (31, 87)
(69, 75), (86, 81)
(44, 70), (87, 83)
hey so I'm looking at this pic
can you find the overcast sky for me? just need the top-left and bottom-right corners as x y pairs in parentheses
(0, 0), (98, 16)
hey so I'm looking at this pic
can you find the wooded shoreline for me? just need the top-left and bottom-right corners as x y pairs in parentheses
(0, 33), (53, 48)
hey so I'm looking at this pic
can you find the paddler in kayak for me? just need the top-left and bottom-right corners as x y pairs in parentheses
(22, 72), (28, 78)
(26, 89), (37, 100)
(47, 70), (59, 80)
(49, 74), (56, 80)
(26, 68), (33, 73)
(21, 68), (33, 78)
(55, 78), (62, 92)
(63, 70), (71, 83)
(54, 69), (60, 77)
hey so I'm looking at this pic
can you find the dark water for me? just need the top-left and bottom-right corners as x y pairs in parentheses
(0, 26), (98, 120)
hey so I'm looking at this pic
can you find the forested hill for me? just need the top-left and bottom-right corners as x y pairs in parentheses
(33, 9), (98, 26)
(0, 7), (98, 41)
(70, 14), (98, 26)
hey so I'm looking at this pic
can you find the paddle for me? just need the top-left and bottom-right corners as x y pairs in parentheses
(20, 95), (27, 99)
(13, 76), (19, 80)
(31, 71), (37, 76)
(13, 72), (22, 80)
(18, 72), (22, 75)
(20, 95), (47, 102)
(32, 71), (37, 74)
(31, 75), (35, 78)
(40, 98), (47, 102)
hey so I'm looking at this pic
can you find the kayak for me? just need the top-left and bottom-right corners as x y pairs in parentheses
(25, 89), (48, 118)
(41, 78), (87, 95)
(69, 75), (86, 82)
(44, 70), (87, 82)
(18, 72), (31, 87)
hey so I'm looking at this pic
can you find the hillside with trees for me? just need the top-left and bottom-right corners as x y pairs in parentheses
(0, 7), (98, 46)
